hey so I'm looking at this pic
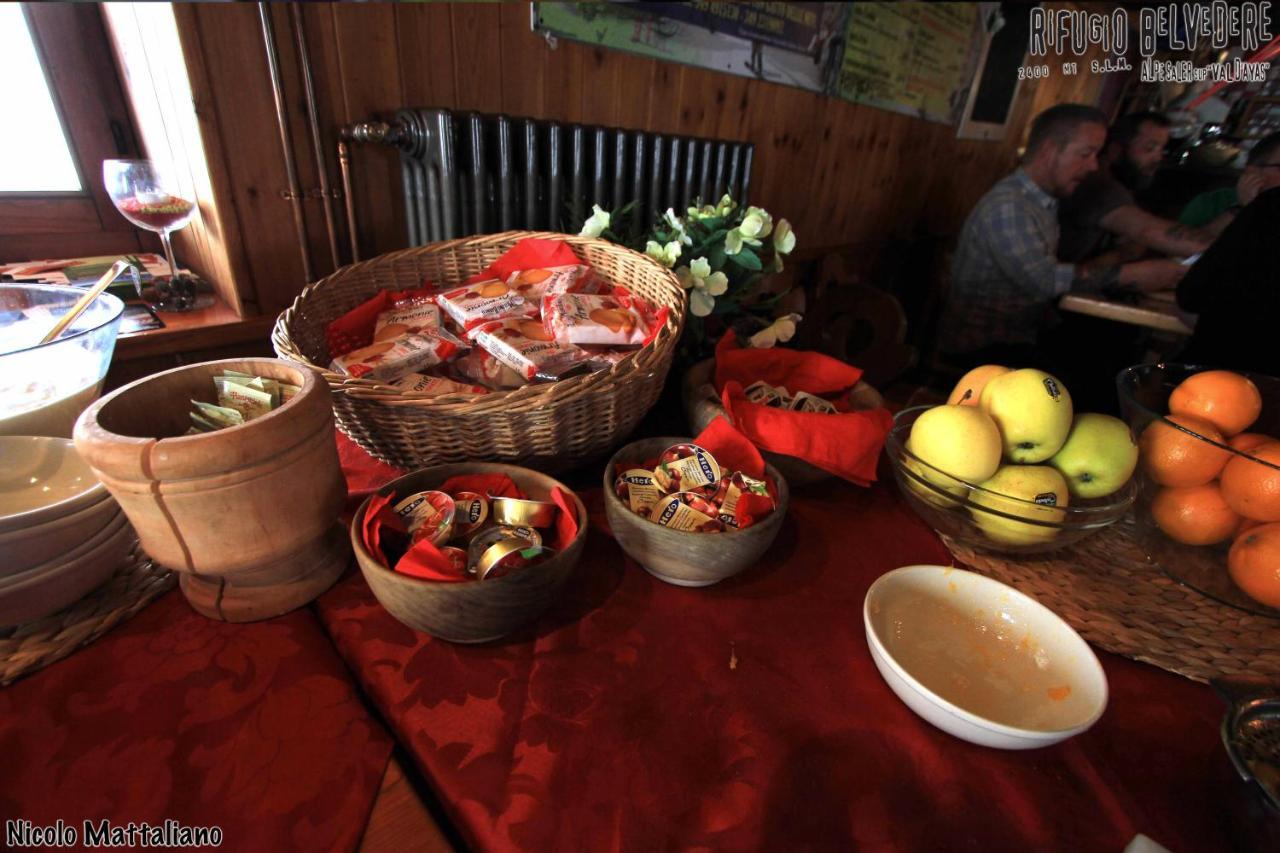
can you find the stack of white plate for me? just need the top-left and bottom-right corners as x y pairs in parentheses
(0, 436), (133, 628)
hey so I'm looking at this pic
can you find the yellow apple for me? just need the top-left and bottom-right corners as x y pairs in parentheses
(906, 405), (1003, 489)
(1048, 413), (1139, 499)
(946, 365), (1012, 406)
(902, 438), (966, 509)
(969, 464), (1070, 545)
(979, 368), (1074, 463)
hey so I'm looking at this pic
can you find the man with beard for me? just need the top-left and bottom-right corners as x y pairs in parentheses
(939, 104), (1184, 373)
(1057, 111), (1212, 263)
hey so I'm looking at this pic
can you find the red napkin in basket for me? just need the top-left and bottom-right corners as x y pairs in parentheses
(550, 486), (580, 551)
(712, 332), (892, 487)
(325, 284), (444, 359)
(692, 416), (779, 527)
(463, 238), (583, 286)
(439, 474), (525, 500)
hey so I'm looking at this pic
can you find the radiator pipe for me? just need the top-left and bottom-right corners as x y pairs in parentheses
(337, 120), (401, 264)
(258, 2), (314, 284)
(290, 3), (340, 271)
(337, 138), (359, 262)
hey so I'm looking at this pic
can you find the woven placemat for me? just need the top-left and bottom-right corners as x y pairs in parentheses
(942, 519), (1280, 684)
(0, 544), (175, 686)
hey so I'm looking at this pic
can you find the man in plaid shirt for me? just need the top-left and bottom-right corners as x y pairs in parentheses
(939, 104), (1185, 367)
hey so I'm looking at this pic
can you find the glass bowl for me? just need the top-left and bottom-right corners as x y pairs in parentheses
(0, 284), (123, 438)
(1117, 364), (1280, 618)
(885, 406), (1136, 555)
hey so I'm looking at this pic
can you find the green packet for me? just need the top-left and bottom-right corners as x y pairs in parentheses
(186, 370), (302, 433)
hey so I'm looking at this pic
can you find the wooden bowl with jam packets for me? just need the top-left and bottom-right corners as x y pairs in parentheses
(73, 358), (349, 622)
(351, 462), (587, 643)
(603, 433), (789, 588)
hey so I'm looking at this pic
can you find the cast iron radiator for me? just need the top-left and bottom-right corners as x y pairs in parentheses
(363, 108), (754, 245)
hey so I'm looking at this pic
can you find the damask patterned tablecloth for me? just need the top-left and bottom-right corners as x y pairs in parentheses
(0, 586), (394, 851)
(322, 434), (1258, 852)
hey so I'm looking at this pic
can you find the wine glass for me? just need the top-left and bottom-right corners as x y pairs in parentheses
(102, 159), (204, 312)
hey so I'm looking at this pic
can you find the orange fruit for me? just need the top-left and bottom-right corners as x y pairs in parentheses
(1139, 414), (1232, 487)
(1219, 442), (1280, 522)
(1168, 370), (1262, 437)
(1228, 522), (1280, 608)
(1238, 517), (1265, 536)
(1229, 433), (1273, 454)
(1151, 483), (1240, 545)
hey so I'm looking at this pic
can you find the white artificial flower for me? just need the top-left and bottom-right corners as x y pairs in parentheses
(739, 206), (773, 239)
(645, 239), (682, 268)
(676, 256), (729, 317)
(773, 218), (795, 254)
(748, 313), (801, 348)
(579, 204), (610, 238)
(664, 207), (693, 245)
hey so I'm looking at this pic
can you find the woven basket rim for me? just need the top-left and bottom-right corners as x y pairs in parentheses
(272, 230), (686, 412)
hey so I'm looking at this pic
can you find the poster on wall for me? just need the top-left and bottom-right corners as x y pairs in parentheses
(836, 2), (984, 124)
(532, 2), (848, 93)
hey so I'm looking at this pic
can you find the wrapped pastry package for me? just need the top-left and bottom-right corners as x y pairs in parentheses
(469, 318), (592, 381)
(436, 279), (540, 330)
(543, 292), (655, 347)
(329, 328), (465, 382)
(373, 302), (441, 342)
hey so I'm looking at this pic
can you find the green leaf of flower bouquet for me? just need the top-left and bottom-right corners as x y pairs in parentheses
(730, 246), (762, 271)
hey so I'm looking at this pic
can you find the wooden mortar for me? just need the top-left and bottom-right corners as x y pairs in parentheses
(73, 357), (348, 622)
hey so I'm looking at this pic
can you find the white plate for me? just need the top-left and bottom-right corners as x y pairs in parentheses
(864, 565), (1108, 749)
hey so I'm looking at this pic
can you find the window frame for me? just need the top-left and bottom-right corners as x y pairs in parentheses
(0, 3), (150, 259)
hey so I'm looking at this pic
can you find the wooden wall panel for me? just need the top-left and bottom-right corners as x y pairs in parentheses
(167, 2), (1113, 318)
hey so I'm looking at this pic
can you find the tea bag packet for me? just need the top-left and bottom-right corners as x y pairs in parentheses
(744, 381), (784, 407)
(329, 328), (466, 382)
(189, 400), (243, 432)
(214, 377), (275, 421)
(789, 391), (838, 414)
(543, 292), (653, 347)
(436, 279), (539, 331)
(390, 372), (488, 396)
(469, 318), (591, 381)
(373, 302), (441, 342)
(504, 264), (593, 299)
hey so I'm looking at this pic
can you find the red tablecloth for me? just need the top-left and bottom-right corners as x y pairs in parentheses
(321, 434), (1256, 852)
(0, 586), (394, 851)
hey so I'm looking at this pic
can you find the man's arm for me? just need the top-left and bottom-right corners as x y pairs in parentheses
(1097, 205), (1213, 256)
(1074, 258), (1186, 292)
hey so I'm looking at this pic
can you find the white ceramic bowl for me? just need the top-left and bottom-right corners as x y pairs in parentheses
(0, 491), (119, 578)
(0, 436), (106, 532)
(0, 511), (132, 627)
(864, 565), (1108, 749)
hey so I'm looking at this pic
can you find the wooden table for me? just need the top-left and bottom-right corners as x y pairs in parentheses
(1058, 291), (1194, 336)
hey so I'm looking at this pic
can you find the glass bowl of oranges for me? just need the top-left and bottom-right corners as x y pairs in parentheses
(1118, 364), (1280, 618)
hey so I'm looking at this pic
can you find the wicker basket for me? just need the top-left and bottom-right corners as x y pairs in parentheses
(273, 231), (686, 471)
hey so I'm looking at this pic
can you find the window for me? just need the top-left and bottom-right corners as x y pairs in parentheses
(0, 3), (147, 260)
(0, 4), (81, 192)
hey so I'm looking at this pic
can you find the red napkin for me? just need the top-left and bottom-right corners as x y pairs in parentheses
(439, 474), (525, 500)
(325, 283), (443, 359)
(463, 238), (583, 286)
(396, 537), (468, 583)
(713, 332), (892, 487)
(361, 493), (403, 568)
(692, 415), (765, 479)
(550, 486), (580, 551)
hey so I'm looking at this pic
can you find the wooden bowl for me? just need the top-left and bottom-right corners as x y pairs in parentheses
(350, 463), (588, 643)
(681, 357), (884, 487)
(73, 358), (349, 622)
(603, 436), (789, 587)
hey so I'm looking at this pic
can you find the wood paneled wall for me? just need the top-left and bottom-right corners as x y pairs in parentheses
(168, 2), (1111, 317)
